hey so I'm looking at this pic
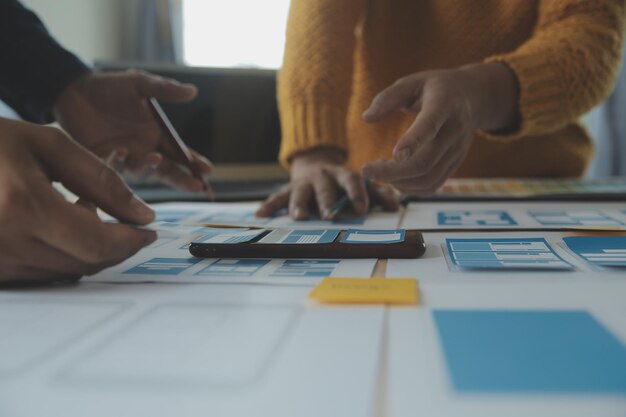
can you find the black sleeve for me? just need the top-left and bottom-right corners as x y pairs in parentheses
(0, 0), (91, 123)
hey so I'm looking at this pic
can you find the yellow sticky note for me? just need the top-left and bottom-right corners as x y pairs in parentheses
(309, 278), (419, 305)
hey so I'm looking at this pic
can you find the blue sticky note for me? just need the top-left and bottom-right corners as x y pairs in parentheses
(340, 229), (405, 244)
(446, 238), (573, 270)
(433, 310), (626, 393)
(564, 236), (626, 267)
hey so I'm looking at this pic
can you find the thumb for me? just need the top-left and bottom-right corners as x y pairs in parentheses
(35, 128), (155, 225)
(362, 77), (423, 122)
(131, 70), (198, 103)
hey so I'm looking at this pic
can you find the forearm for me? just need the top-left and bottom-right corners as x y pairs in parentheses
(0, 0), (90, 123)
(459, 62), (520, 133)
(484, 0), (626, 138)
(278, 0), (365, 165)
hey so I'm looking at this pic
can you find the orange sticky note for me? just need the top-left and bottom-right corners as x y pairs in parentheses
(309, 278), (419, 305)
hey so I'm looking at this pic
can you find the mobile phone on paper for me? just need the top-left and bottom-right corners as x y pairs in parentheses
(188, 229), (426, 259)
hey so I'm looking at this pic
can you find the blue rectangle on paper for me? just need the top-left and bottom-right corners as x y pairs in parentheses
(282, 229), (339, 244)
(195, 259), (270, 277)
(271, 259), (339, 277)
(433, 310), (626, 393)
(125, 257), (201, 275)
(340, 229), (405, 244)
(193, 228), (264, 244)
(446, 238), (573, 270)
(564, 236), (626, 267)
(437, 210), (517, 226)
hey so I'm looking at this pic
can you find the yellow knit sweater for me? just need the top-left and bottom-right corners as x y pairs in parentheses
(278, 0), (626, 177)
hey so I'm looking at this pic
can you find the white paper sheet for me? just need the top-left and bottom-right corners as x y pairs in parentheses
(387, 281), (626, 417)
(87, 222), (377, 285)
(0, 283), (385, 417)
(402, 201), (626, 231)
(386, 231), (626, 283)
(151, 201), (402, 230)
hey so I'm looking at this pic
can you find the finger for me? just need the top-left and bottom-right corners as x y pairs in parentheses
(34, 184), (156, 265)
(23, 238), (104, 276)
(256, 188), (290, 217)
(105, 148), (129, 173)
(392, 97), (449, 162)
(35, 129), (155, 225)
(131, 70), (198, 103)
(362, 77), (424, 122)
(156, 158), (205, 192)
(75, 198), (97, 214)
(124, 151), (163, 179)
(311, 170), (340, 220)
(362, 123), (457, 182)
(191, 151), (214, 174)
(0, 267), (81, 287)
(330, 168), (369, 215)
(391, 145), (463, 194)
(368, 182), (401, 212)
(289, 182), (314, 220)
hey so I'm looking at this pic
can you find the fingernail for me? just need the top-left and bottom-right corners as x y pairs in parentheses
(322, 209), (332, 220)
(144, 231), (158, 246)
(130, 196), (155, 222)
(353, 199), (366, 213)
(395, 148), (411, 162)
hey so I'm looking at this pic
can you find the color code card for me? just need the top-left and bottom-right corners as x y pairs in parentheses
(433, 310), (626, 393)
(446, 238), (573, 270)
(309, 277), (418, 305)
(259, 229), (340, 244)
(563, 236), (626, 267)
(340, 229), (406, 244)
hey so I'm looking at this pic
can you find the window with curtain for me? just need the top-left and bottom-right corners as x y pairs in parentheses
(182, 0), (290, 69)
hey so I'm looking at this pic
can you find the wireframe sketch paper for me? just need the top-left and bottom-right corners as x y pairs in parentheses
(402, 201), (626, 231)
(0, 284), (385, 417)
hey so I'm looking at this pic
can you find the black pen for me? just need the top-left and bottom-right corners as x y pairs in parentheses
(148, 97), (214, 199)
(326, 178), (373, 220)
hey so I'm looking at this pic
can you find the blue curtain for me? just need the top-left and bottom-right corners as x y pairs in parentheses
(587, 47), (626, 177)
(134, 0), (183, 63)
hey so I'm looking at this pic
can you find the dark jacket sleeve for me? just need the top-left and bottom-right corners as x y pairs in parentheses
(0, 0), (91, 123)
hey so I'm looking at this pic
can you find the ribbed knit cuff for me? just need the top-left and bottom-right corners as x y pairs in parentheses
(278, 101), (348, 167)
(483, 51), (566, 141)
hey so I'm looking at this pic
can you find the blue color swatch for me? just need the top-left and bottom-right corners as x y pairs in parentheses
(433, 310), (626, 393)
(271, 260), (339, 277)
(124, 258), (201, 275)
(529, 210), (623, 226)
(195, 259), (271, 277)
(340, 229), (406, 244)
(563, 236), (626, 267)
(438, 210), (517, 226)
(446, 238), (573, 270)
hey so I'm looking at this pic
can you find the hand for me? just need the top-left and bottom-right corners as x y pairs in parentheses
(53, 69), (213, 195)
(362, 62), (519, 194)
(0, 118), (157, 286)
(256, 148), (400, 220)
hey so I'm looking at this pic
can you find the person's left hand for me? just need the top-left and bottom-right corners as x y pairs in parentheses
(361, 63), (518, 194)
(53, 70), (213, 194)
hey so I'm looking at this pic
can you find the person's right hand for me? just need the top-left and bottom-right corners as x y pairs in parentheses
(0, 117), (157, 286)
(256, 148), (400, 220)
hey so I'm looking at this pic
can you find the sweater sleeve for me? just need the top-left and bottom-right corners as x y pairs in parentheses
(278, 0), (366, 166)
(484, 0), (626, 140)
(0, 0), (91, 124)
